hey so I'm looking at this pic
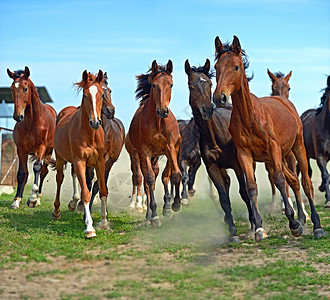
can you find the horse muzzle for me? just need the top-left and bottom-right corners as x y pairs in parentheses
(201, 105), (213, 120)
(13, 114), (24, 122)
(213, 93), (228, 108)
(156, 107), (169, 118)
(89, 119), (102, 130)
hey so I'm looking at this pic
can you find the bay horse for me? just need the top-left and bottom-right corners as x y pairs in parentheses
(7, 67), (56, 209)
(301, 75), (330, 208)
(213, 36), (325, 240)
(66, 72), (125, 228)
(52, 70), (107, 238)
(266, 70), (309, 218)
(171, 118), (201, 205)
(128, 60), (182, 226)
(185, 59), (254, 242)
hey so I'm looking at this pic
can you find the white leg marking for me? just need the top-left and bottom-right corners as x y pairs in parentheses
(28, 184), (39, 202)
(84, 203), (95, 233)
(136, 195), (143, 212)
(11, 197), (22, 209)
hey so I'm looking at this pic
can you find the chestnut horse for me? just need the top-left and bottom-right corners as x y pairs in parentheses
(185, 59), (254, 242)
(52, 70), (106, 238)
(213, 36), (325, 240)
(128, 60), (182, 226)
(66, 72), (125, 227)
(301, 75), (330, 208)
(7, 67), (56, 209)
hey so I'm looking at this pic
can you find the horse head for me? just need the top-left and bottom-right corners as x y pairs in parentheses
(7, 66), (32, 122)
(267, 69), (292, 98)
(100, 72), (115, 119)
(150, 60), (173, 118)
(185, 59), (213, 120)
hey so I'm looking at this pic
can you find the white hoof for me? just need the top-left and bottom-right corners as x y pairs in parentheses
(135, 195), (143, 213)
(181, 198), (189, 206)
(11, 198), (21, 209)
(129, 199), (135, 211)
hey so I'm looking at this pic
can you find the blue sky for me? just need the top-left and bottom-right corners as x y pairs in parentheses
(1, 0), (329, 130)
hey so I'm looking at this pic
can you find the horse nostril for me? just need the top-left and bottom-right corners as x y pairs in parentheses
(220, 93), (227, 103)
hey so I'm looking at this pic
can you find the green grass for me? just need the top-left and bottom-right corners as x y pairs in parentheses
(0, 186), (329, 299)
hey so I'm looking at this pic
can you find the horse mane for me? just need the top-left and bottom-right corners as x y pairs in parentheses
(135, 64), (169, 107)
(190, 66), (215, 79)
(12, 70), (25, 77)
(315, 75), (330, 115)
(274, 71), (285, 79)
(215, 41), (253, 81)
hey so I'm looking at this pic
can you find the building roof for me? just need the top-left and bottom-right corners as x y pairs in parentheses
(0, 87), (53, 104)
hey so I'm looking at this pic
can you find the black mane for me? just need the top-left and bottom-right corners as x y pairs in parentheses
(274, 71), (285, 79)
(215, 41), (253, 81)
(135, 65), (169, 107)
(13, 70), (25, 77)
(315, 75), (330, 115)
(191, 66), (215, 79)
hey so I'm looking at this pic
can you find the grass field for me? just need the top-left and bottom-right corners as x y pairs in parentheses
(0, 179), (329, 299)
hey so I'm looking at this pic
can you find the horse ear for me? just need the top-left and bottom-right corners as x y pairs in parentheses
(96, 69), (103, 82)
(203, 59), (211, 74)
(151, 60), (158, 74)
(215, 36), (223, 56)
(267, 69), (277, 83)
(7, 68), (15, 79)
(82, 70), (88, 81)
(104, 72), (108, 80)
(24, 66), (30, 78)
(166, 59), (173, 74)
(185, 59), (192, 75)
(285, 71), (292, 81)
(232, 36), (241, 54)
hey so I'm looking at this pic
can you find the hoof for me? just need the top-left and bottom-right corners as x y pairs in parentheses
(151, 216), (161, 227)
(162, 207), (171, 217)
(188, 189), (196, 197)
(281, 208), (285, 215)
(255, 228), (268, 241)
(52, 210), (61, 220)
(325, 201), (330, 209)
(319, 184), (325, 192)
(68, 201), (76, 212)
(96, 220), (111, 231)
(171, 202), (181, 212)
(229, 235), (240, 243)
(11, 199), (21, 209)
(181, 198), (189, 206)
(86, 231), (96, 239)
(136, 207), (144, 213)
(291, 223), (303, 237)
(314, 228), (326, 239)
(27, 199), (38, 208)
(77, 201), (84, 214)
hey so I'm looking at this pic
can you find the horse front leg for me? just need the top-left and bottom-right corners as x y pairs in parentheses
(316, 154), (330, 208)
(180, 161), (189, 205)
(187, 157), (201, 198)
(161, 160), (172, 217)
(11, 150), (28, 209)
(52, 156), (65, 220)
(68, 165), (82, 213)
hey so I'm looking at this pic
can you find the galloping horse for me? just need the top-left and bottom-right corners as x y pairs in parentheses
(213, 36), (324, 240)
(128, 60), (182, 226)
(185, 59), (254, 242)
(66, 72), (125, 226)
(301, 75), (330, 208)
(172, 118), (201, 204)
(52, 70), (107, 238)
(7, 67), (56, 209)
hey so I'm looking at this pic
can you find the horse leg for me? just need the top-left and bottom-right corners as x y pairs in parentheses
(187, 157), (201, 198)
(233, 163), (255, 231)
(293, 135), (325, 238)
(140, 155), (160, 227)
(68, 165), (82, 213)
(180, 161), (189, 205)
(135, 162), (144, 213)
(265, 163), (277, 206)
(11, 151), (28, 209)
(316, 154), (330, 207)
(52, 156), (65, 220)
(236, 149), (266, 241)
(36, 158), (49, 206)
(161, 160), (172, 216)
(207, 164), (239, 243)
(169, 146), (182, 213)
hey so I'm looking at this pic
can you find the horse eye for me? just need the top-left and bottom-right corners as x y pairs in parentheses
(234, 65), (239, 71)
(288, 87), (291, 91)
(83, 94), (87, 98)
(24, 87), (28, 92)
(170, 84), (173, 88)
(109, 89), (112, 94)
(152, 83), (156, 88)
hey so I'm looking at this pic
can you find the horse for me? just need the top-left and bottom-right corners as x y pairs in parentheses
(127, 60), (182, 226)
(185, 59), (254, 242)
(301, 75), (330, 208)
(213, 35), (325, 241)
(266, 70), (309, 218)
(169, 118), (201, 205)
(7, 67), (57, 209)
(52, 70), (107, 238)
(66, 72), (125, 226)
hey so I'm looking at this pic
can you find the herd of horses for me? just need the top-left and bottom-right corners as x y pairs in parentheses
(6, 35), (329, 241)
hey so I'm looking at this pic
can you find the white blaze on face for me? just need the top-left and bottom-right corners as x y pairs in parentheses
(89, 85), (99, 121)
(200, 78), (207, 82)
(14, 82), (19, 89)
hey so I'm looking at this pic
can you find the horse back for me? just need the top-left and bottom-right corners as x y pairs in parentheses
(103, 117), (125, 161)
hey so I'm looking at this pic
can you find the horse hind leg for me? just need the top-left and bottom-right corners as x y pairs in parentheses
(180, 161), (189, 205)
(27, 159), (43, 208)
(161, 160), (172, 217)
(292, 136), (325, 238)
(316, 154), (330, 207)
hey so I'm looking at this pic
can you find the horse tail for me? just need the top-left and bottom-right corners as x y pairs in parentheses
(29, 155), (37, 163)
(48, 158), (57, 171)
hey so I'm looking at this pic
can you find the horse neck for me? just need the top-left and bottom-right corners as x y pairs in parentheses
(24, 80), (42, 128)
(321, 96), (330, 131)
(231, 76), (257, 128)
